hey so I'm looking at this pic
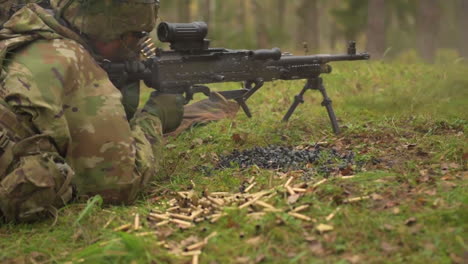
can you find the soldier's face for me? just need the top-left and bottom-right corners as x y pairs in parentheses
(91, 32), (142, 61)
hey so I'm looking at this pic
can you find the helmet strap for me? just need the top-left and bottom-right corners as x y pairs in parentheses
(54, 0), (75, 20)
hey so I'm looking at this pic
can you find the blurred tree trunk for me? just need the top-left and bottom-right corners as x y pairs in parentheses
(459, 0), (468, 58)
(277, 0), (286, 32)
(252, 0), (269, 48)
(416, 0), (441, 63)
(296, 0), (319, 53)
(178, 0), (191, 22)
(366, 0), (386, 59)
(238, 0), (247, 33)
(201, 0), (212, 25)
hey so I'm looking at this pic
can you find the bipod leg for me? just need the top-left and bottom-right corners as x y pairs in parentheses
(313, 78), (340, 134)
(282, 79), (314, 122)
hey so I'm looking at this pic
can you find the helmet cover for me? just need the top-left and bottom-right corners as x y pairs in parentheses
(50, 0), (159, 42)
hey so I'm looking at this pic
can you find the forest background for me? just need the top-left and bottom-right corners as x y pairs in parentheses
(157, 0), (467, 63)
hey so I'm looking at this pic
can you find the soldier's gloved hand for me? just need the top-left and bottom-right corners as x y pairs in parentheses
(142, 92), (185, 133)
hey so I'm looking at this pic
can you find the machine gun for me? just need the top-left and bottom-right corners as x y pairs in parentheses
(101, 22), (370, 134)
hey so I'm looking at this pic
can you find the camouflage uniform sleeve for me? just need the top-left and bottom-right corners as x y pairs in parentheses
(2, 38), (163, 204)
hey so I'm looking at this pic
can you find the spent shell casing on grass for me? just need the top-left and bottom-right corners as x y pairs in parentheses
(135, 231), (158, 237)
(149, 213), (169, 221)
(192, 254), (200, 264)
(113, 223), (132, 232)
(207, 196), (224, 206)
(312, 179), (328, 188)
(194, 217), (205, 223)
(170, 218), (194, 228)
(326, 207), (341, 221)
(239, 195), (263, 209)
(204, 231), (218, 242)
(292, 204), (310, 213)
(292, 188), (307, 193)
(286, 185), (296, 196)
(155, 220), (170, 227)
(103, 215), (116, 229)
(284, 176), (294, 187)
(186, 241), (206, 251)
(244, 182), (257, 193)
(134, 213), (140, 230)
(167, 206), (180, 212)
(344, 196), (371, 203)
(177, 192), (188, 199)
(288, 212), (312, 222)
(169, 213), (194, 221)
(248, 176), (256, 184)
(211, 192), (230, 197)
(182, 250), (202, 256)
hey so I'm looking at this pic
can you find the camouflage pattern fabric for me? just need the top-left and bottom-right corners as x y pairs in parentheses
(0, 4), (165, 222)
(166, 92), (240, 137)
(0, 0), (39, 26)
(50, 0), (158, 42)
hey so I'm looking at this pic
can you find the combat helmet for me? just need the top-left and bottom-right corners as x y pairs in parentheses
(50, 0), (159, 42)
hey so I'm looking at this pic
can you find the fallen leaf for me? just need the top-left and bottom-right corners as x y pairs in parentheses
(440, 181), (457, 191)
(392, 207), (400, 215)
(246, 236), (263, 246)
(254, 254), (266, 263)
(408, 223), (423, 235)
(423, 242), (436, 251)
(287, 194), (301, 204)
(232, 133), (248, 144)
(416, 149), (429, 157)
(340, 166), (354, 176)
(405, 144), (417, 150)
(323, 232), (337, 243)
(165, 144), (177, 149)
(449, 253), (465, 264)
(179, 236), (199, 248)
(236, 256), (251, 264)
(316, 223), (334, 234)
(383, 224), (395, 231)
(463, 153), (468, 161)
(381, 241), (398, 254)
(309, 240), (326, 256)
(343, 255), (362, 264)
(405, 217), (417, 226)
(191, 138), (203, 146)
(432, 198), (444, 207)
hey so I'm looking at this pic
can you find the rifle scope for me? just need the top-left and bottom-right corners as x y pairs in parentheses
(157, 22), (208, 43)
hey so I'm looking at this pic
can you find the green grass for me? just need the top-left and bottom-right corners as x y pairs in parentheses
(1, 56), (467, 264)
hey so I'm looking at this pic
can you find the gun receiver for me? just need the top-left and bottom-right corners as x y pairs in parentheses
(102, 22), (370, 134)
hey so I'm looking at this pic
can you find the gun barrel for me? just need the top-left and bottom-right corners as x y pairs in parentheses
(274, 53), (370, 65)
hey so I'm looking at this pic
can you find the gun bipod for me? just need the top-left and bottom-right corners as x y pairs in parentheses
(282, 77), (341, 134)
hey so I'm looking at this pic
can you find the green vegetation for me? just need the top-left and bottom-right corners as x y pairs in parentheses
(0, 58), (466, 263)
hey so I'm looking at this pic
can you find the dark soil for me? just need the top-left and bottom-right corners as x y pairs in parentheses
(217, 145), (363, 176)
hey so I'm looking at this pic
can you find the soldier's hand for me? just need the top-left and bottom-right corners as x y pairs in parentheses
(142, 92), (185, 133)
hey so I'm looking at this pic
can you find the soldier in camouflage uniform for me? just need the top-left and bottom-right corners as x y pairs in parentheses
(0, 0), (185, 222)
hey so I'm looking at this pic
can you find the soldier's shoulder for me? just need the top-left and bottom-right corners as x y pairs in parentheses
(12, 38), (98, 71)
